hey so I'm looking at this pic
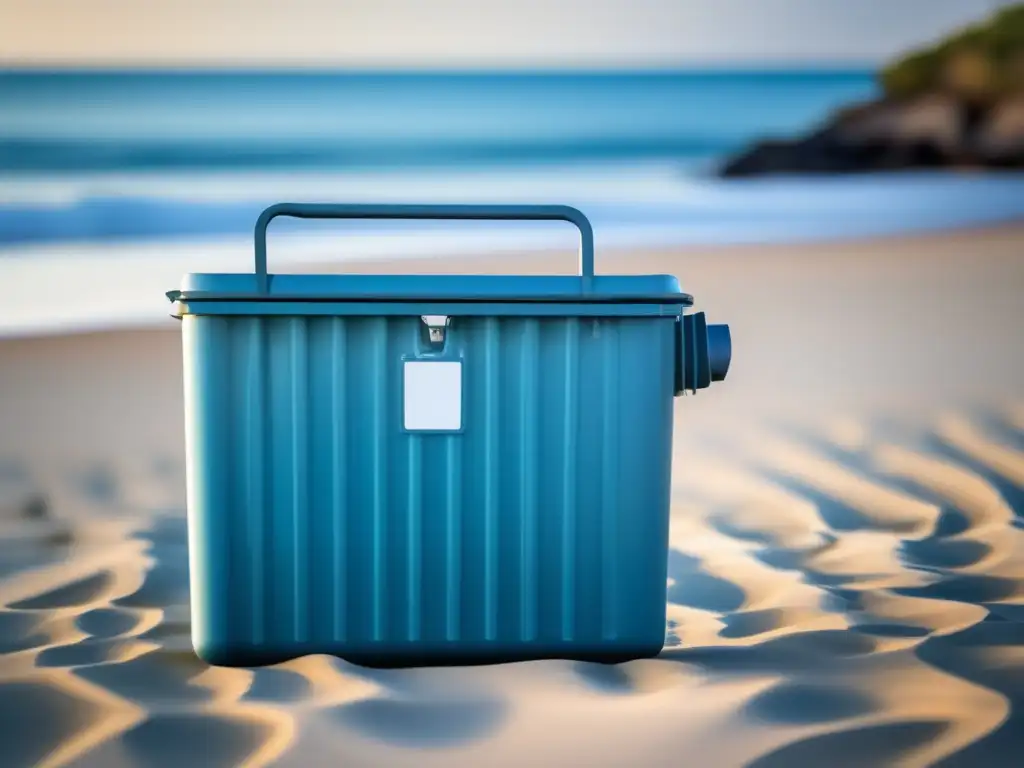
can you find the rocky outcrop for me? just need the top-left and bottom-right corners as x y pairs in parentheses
(975, 95), (1024, 165)
(718, 4), (1024, 176)
(719, 94), (1023, 176)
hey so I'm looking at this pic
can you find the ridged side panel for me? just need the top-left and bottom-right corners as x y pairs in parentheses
(185, 313), (674, 660)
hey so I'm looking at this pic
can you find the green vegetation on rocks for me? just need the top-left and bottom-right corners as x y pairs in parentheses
(880, 4), (1024, 103)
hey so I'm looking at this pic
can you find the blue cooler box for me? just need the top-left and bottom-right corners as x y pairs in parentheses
(169, 203), (731, 668)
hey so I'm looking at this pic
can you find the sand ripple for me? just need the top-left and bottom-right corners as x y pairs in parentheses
(1, 405), (1024, 766)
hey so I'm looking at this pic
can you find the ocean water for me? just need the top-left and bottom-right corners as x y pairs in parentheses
(2, 69), (1024, 336)
(1, 70), (880, 171)
(1, 69), (883, 244)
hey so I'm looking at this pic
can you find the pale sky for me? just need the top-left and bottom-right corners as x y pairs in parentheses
(0, 0), (1013, 68)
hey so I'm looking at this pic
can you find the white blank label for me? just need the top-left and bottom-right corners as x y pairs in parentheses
(403, 361), (462, 431)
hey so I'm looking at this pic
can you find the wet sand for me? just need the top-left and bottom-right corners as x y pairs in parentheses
(0, 224), (1023, 766)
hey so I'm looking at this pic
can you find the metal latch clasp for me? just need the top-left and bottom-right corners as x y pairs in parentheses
(421, 315), (450, 345)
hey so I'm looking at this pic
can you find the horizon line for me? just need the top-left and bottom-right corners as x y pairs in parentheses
(0, 61), (880, 75)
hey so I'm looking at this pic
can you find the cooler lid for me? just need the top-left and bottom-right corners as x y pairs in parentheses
(169, 272), (692, 306)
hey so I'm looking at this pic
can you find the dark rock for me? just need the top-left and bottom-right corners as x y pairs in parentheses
(718, 91), (1022, 177)
(719, 140), (805, 177)
(834, 95), (965, 150)
(974, 95), (1024, 166)
(21, 494), (49, 520)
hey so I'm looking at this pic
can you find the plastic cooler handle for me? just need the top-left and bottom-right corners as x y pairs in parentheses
(253, 202), (596, 293)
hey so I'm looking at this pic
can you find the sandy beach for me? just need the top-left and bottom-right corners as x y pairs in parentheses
(1, 223), (1023, 767)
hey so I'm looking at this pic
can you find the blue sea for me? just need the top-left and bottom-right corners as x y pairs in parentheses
(2, 69), (1024, 335)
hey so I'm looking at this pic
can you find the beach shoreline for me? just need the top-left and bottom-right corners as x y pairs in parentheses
(3, 223), (1022, 462)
